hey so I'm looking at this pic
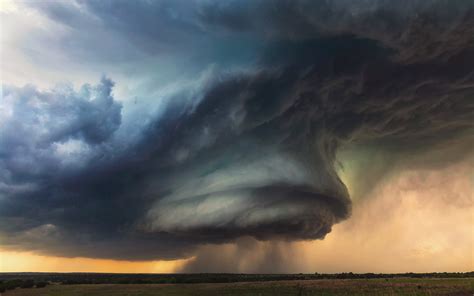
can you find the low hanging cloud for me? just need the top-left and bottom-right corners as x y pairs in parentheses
(180, 158), (474, 273)
(0, 0), (473, 261)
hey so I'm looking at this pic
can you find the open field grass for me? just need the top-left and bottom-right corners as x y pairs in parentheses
(4, 278), (474, 296)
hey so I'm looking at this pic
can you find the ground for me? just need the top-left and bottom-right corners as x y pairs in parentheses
(3, 278), (474, 296)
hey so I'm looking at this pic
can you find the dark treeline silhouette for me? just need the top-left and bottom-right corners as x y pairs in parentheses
(0, 279), (48, 293)
(0, 272), (472, 288)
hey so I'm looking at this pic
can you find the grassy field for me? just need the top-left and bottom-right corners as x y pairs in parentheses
(4, 278), (474, 296)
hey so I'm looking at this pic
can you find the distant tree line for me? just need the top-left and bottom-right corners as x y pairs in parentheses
(0, 279), (48, 293)
(0, 272), (472, 287)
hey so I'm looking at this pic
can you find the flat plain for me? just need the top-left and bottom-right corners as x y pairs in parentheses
(4, 278), (474, 296)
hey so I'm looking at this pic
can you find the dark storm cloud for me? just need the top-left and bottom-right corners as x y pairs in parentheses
(0, 77), (121, 178)
(1, 0), (473, 260)
(29, 0), (205, 58)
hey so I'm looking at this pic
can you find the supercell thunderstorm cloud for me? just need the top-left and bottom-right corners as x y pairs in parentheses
(0, 0), (473, 263)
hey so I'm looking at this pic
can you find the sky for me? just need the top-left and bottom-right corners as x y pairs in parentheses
(0, 0), (473, 273)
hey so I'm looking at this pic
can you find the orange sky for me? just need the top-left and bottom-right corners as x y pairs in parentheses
(1, 160), (472, 273)
(0, 251), (189, 273)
